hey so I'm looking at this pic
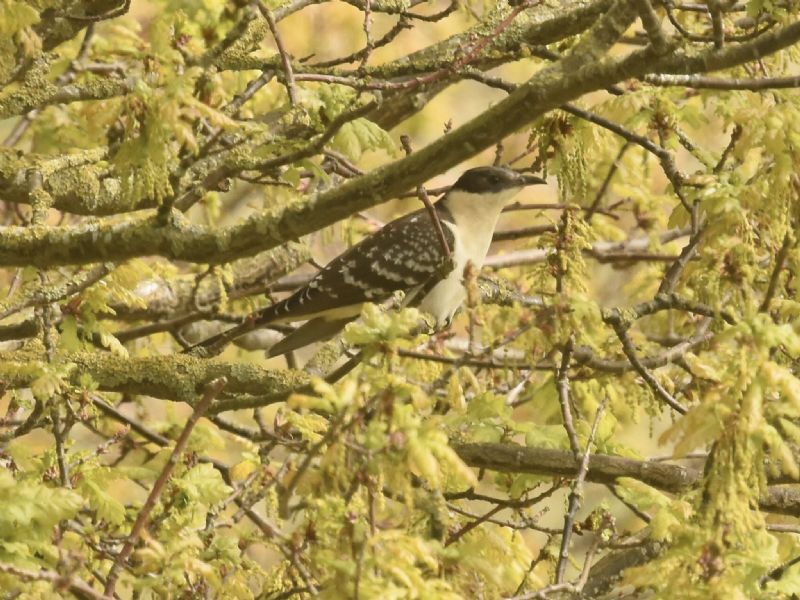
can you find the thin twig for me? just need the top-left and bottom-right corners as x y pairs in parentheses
(257, 1), (298, 106)
(398, 348), (539, 371)
(555, 398), (607, 583)
(296, 0), (535, 91)
(760, 232), (792, 312)
(709, 0), (726, 49)
(97, 398), (298, 536)
(3, 24), (97, 147)
(1, 398), (43, 442)
(556, 338), (581, 458)
(0, 561), (113, 600)
(586, 142), (629, 219)
(657, 226), (705, 295)
(675, 2), (745, 11)
(313, 17), (412, 68)
(278, 412), (348, 516)
(487, 228), (689, 269)
(446, 503), (562, 535)
(510, 580), (581, 599)
(104, 377), (228, 595)
(3, 110), (37, 147)
(0, 264), (111, 321)
(225, 69), (275, 114)
(400, 135), (451, 257)
(604, 310), (688, 414)
(554, 211), (569, 294)
(445, 484), (562, 546)
(560, 104), (689, 211)
(419, 186), (451, 257)
(460, 69), (688, 211)
(95, 394), (314, 595)
(663, 0), (705, 41)
(714, 124), (743, 173)
(606, 483), (652, 523)
(447, 504), (504, 545)
(51, 406), (71, 488)
(248, 100), (378, 172)
(575, 537), (601, 592)
(493, 224), (555, 241)
(360, 0), (374, 68)
(767, 524), (800, 535)
(759, 553), (800, 588)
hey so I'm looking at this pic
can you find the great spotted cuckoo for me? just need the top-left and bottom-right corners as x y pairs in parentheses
(189, 166), (544, 357)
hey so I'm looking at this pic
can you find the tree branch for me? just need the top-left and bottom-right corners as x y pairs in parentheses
(0, 347), (309, 406)
(452, 442), (800, 516)
(104, 377), (227, 595)
(645, 73), (800, 90)
(0, 561), (113, 600)
(0, 2), (641, 267)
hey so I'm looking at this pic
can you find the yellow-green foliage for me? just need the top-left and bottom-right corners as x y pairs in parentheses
(0, 469), (82, 567)
(4, 0), (800, 598)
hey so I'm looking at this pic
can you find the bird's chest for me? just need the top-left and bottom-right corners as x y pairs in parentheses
(417, 218), (495, 327)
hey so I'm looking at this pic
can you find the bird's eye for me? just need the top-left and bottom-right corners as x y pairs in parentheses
(490, 175), (501, 184)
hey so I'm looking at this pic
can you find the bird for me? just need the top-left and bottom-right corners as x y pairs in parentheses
(188, 166), (545, 357)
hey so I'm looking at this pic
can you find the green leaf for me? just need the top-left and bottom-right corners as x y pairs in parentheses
(30, 371), (64, 401)
(0, 469), (83, 566)
(331, 118), (397, 161)
(58, 315), (83, 351)
(178, 463), (231, 506)
(614, 477), (672, 513)
(0, 1), (40, 36)
(524, 424), (569, 449)
(79, 478), (127, 526)
(344, 304), (423, 347)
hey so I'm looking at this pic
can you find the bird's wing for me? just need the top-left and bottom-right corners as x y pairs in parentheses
(262, 207), (456, 323)
(186, 208), (455, 357)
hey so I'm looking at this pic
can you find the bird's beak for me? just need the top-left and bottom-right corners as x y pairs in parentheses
(519, 174), (547, 186)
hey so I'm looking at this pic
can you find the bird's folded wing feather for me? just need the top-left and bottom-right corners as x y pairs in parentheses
(187, 209), (455, 356)
(263, 208), (456, 323)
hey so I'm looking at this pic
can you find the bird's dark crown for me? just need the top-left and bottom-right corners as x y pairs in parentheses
(450, 166), (544, 194)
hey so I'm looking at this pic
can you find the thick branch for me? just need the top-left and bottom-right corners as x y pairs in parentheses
(106, 242), (310, 321)
(3, 8), (800, 269)
(0, 2), (640, 267)
(0, 76), (134, 119)
(0, 0), (609, 215)
(0, 347), (309, 405)
(452, 442), (800, 516)
(654, 19), (800, 75)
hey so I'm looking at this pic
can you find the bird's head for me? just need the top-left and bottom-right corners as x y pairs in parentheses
(445, 166), (545, 211)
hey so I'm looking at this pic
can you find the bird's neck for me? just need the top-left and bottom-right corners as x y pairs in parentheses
(437, 189), (516, 272)
(439, 189), (512, 231)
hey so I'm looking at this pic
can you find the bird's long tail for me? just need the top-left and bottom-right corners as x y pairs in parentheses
(186, 310), (355, 358)
(184, 304), (281, 356)
(266, 316), (356, 357)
